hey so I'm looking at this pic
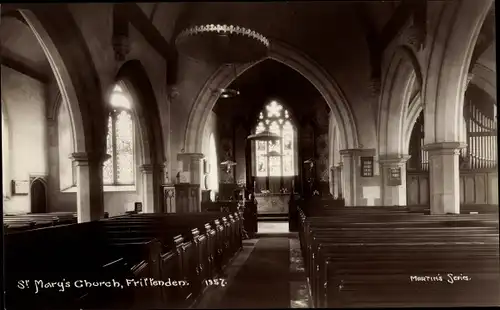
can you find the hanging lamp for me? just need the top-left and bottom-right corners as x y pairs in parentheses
(214, 63), (241, 99)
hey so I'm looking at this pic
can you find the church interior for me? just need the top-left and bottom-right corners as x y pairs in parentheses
(1, 1), (498, 309)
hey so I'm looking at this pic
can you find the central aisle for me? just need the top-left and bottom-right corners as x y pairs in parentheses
(218, 237), (290, 308)
(196, 235), (309, 309)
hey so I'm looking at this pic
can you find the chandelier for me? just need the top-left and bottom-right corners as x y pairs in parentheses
(247, 130), (282, 142)
(175, 24), (270, 64)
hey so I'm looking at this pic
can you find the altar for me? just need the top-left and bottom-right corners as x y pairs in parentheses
(255, 193), (290, 214)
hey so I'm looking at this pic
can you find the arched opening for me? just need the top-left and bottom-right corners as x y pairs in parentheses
(207, 57), (332, 232)
(185, 40), (358, 157)
(103, 83), (136, 187)
(407, 3), (497, 213)
(115, 60), (166, 214)
(30, 178), (47, 213)
(407, 85), (497, 208)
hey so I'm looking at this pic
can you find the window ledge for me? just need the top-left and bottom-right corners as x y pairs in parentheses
(61, 185), (136, 193)
(104, 185), (136, 192)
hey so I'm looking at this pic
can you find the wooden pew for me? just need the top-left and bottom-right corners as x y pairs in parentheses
(297, 204), (499, 308)
(4, 211), (244, 309)
(4, 221), (158, 309)
(4, 212), (77, 233)
(99, 211), (242, 307)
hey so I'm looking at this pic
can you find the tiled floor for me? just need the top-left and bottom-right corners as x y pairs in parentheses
(195, 235), (310, 309)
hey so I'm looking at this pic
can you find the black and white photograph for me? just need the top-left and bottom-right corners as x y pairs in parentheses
(1, 1), (498, 309)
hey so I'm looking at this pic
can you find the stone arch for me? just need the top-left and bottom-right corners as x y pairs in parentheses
(423, 0), (493, 144)
(378, 45), (422, 157)
(8, 8), (98, 154)
(404, 94), (423, 154)
(115, 60), (166, 167)
(184, 40), (359, 155)
(471, 63), (496, 102)
(115, 60), (166, 212)
(30, 177), (48, 213)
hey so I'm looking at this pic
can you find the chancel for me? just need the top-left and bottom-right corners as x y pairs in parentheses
(1, 1), (498, 309)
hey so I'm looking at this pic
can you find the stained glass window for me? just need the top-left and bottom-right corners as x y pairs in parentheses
(253, 101), (296, 177)
(103, 84), (135, 185)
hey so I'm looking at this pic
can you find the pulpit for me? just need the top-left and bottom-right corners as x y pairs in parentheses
(174, 184), (200, 213)
(162, 185), (176, 213)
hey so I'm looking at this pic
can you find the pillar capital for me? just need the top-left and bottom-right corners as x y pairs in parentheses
(423, 142), (467, 155)
(70, 152), (111, 166)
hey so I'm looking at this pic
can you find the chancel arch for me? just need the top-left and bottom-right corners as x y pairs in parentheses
(184, 39), (359, 156)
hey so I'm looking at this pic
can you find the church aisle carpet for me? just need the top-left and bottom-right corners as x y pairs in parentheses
(214, 237), (291, 309)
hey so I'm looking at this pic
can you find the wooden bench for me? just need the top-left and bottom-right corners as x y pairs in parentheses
(100, 212), (242, 306)
(297, 203), (499, 308)
(4, 212), (77, 233)
(4, 211), (244, 309)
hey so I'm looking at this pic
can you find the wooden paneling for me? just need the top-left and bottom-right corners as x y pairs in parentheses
(407, 171), (498, 206)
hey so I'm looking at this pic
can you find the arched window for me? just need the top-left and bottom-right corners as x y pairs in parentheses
(103, 84), (135, 186)
(253, 100), (296, 177)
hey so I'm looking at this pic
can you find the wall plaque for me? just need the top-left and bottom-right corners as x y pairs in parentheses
(134, 202), (143, 213)
(360, 157), (374, 177)
(388, 167), (402, 186)
(12, 180), (29, 195)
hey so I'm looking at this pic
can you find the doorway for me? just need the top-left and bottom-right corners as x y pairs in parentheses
(30, 178), (47, 213)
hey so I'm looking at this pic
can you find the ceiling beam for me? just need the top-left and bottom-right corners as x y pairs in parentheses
(116, 3), (171, 59)
(379, 0), (416, 50)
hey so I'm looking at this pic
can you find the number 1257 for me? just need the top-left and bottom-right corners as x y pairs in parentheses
(204, 278), (227, 287)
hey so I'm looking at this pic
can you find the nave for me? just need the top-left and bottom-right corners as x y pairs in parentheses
(195, 235), (309, 309)
(2, 1), (498, 309)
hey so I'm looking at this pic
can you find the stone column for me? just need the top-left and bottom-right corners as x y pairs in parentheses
(340, 149), (376, 206)
(423, 142), (466, 214)
(336, 164), (343, 199)
(140, 164), (155, 213)
(340, 150), (356, 206)
(177, 153), (204, 184)
(70, 152), (106, 223)
(379, 155), (410, 206)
